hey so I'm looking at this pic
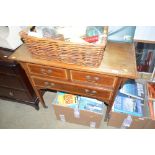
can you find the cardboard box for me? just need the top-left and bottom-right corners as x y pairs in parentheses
(108, 102), (155, 129)
(108, 111), (149, 129)
(144, 120), (155, 129)
(52, 93), (104, 128)
(53, 104), (103, 128)
(138, 72), (152, 80)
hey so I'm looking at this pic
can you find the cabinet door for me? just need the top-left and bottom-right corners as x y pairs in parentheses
(0, 73), (25, 90)
(0, 87), (31, 101)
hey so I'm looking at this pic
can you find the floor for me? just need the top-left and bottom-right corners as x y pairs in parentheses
(0, 91), (115, 129)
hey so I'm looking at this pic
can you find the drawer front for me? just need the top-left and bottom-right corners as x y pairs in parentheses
(32, 76), (78, 92)
(70, 70), (118, 88)
(27, 64), (68, 80)
(73, 86), (112, 101)
(0, 87), (30, 101)
(0, 64), (16, 75)
(0, 73), (25, 90)
(32, 77), (112, 101)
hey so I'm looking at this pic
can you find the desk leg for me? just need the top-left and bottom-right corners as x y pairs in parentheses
(35, 88), (48, 108)
(104, 78), (124, 122)
(104, 105), (112, 122)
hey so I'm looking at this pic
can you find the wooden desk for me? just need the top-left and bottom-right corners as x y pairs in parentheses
(9, 42), (137, 120)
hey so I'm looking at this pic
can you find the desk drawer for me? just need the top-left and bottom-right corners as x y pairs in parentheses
(70, 70), (118, 88)
(27, 64), (68, 80)
(0, 87), (30, 101)
(0, 73), (24, 90)
(32, 77), (112, 101)
(73, 86), (112, 101)
(0, 64), (16, 75)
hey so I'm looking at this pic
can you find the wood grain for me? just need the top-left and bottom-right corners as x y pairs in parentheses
(9, 42), (137, 79)
(9, 42), (138, 121)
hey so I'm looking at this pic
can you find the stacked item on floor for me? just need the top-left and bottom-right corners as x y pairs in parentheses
(147, 82), (155, 120)
(108, 79), (153, 129)
(135, 42), (155, 80)
(52, 92), (105, 128)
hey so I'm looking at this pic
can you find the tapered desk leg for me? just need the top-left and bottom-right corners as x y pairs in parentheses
(104, 78), (124, 122)
(34, 88), (48, 108)
(104, 105), (111, 122)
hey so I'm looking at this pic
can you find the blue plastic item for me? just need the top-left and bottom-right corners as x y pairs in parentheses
(108, 26), (136, 43)
(86, 26), (104, 37)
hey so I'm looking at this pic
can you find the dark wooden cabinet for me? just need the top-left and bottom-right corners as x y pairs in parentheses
(0, 47), (39, 109)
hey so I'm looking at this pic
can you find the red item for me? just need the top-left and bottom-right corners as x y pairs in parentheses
(83, 36), (99, 43)
(148, 83), (155, 99)
(138, 51), (153, 72)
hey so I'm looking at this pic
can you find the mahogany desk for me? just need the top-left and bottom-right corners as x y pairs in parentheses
(9, 42), (137, 120)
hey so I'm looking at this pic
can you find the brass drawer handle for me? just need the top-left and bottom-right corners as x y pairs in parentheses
(85, 89), (97, 95)
(50, 83), (55, 86)
(44, 81), (49, 85)
(91, 90), (97, 94)
(9, 91), (14, 96)
(85, 89), (90, 93)
(44, 81), (55, 88)
(47, 69), (52, 74)
(85, 75), (100, 82)
(41, 68), (52, 74)
(41, 68), (47, 74)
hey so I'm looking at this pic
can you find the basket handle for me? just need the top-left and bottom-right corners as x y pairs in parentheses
(103, 26), (108, 36)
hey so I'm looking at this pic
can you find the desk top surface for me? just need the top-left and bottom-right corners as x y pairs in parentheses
(9, 42), (137, 79)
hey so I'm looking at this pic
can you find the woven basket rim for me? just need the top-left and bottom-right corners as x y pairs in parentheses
(20, 30), (107, 47)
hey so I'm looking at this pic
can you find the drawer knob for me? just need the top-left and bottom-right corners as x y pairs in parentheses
(9, 91), (14, 96)
(86, 75), (100, 82)
(44, 81), (49, 85)
(44, 81), (55, 88)
(85, 89), (97, 95)
(91, 90), (97, 94)
(85, 75), (91, 80)
(94, 77), (100, 81)
(85, 89), (90, 93)
(47, 69), (52, 74)
(50, 83), (55, 86)
(41, 68), (47, 74)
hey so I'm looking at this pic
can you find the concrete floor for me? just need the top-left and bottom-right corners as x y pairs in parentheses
(0, 91), (115, 129)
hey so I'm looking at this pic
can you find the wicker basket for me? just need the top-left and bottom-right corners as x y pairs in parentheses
(20, 27), (108, 67)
